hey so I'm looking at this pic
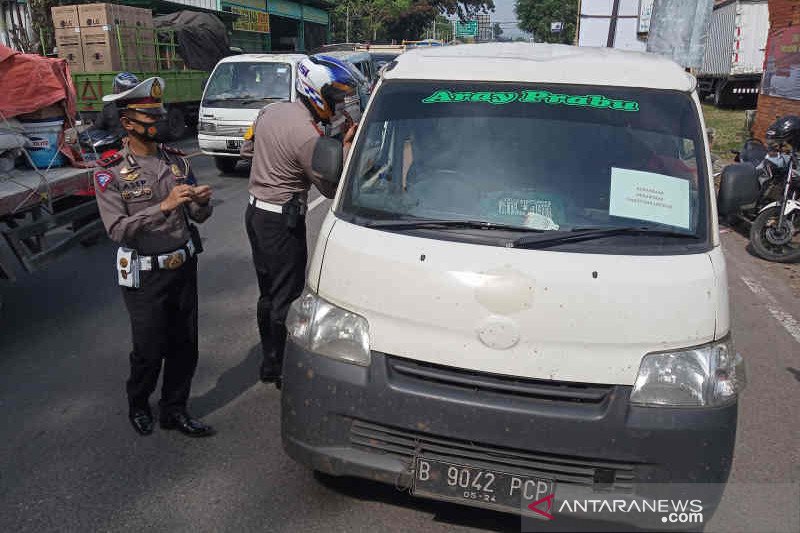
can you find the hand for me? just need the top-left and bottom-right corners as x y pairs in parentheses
(342, 122), (358, 146)
(191, 185), (212, 205)
(160, 184), (194, 213)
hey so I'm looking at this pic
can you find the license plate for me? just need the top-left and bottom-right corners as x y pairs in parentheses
(413, 458), (556, 517)
(227, 139), (243, 150)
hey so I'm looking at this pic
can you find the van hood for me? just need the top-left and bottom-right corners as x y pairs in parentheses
(317, 220), (722, 386)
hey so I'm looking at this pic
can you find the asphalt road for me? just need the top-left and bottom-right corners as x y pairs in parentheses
(1, 146), (798, 533)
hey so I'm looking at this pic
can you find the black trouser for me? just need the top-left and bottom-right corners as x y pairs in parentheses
(245, 204), (307, 369)
(121, 256), (199, 415)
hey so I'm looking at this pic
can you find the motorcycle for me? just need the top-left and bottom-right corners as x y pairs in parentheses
(718, 115), (800, 263)
(78, 128), (123, 161)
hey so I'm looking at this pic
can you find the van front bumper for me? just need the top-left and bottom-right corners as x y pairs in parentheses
(281, 343), (737, 525)
(198, 134), (242, 157)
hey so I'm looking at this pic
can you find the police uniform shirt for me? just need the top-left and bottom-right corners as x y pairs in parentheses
(245, 100), (337, 205)
(94, 146), (212, 255)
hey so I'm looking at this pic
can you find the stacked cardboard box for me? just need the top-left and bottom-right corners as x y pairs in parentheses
(51, 3), (156, 73)
(51, 6), (84, 72)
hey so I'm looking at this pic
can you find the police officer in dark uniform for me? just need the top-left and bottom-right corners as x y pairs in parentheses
(94, 77), (215, 437)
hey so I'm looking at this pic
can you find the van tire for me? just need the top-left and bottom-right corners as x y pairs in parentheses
(214, 157), (238, 174)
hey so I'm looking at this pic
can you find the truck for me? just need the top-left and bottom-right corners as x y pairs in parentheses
(1, 163), (104, 288)
(72, 25), (209, 140)
(696, 0), (769, 108)
(2, 25), (208, 301)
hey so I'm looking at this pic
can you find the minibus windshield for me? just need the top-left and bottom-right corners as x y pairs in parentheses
(339, 81), (711, 252)
(203, 62), (292, 108)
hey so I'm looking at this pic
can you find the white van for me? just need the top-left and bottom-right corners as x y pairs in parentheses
(282, 44), (745, 527)
(198, 54), (306, 173)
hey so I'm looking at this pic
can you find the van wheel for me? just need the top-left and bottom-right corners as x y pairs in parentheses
(167, 107), (186, 140)
(214, 157), (238, 174)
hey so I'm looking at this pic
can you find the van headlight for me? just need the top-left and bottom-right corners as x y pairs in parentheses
(286, 288), (371, 366)
(630, 337), (745, 407)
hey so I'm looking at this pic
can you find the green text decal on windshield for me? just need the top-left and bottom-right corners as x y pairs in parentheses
(421, 90), (639, 112)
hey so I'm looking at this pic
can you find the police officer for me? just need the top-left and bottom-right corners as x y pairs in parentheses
(93, 72), (139, 137)
(241, 56), (358, 384)
(94, 77), (215, 437)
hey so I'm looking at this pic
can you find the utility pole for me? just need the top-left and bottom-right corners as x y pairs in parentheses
(346, 4), (350, 43)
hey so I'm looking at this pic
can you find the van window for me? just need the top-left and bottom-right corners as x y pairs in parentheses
(203, 62), (292, 109)
(339, 81), (711, 253)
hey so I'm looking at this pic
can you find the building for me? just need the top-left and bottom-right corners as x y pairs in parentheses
(477, 13), (491, 42)
(752, 0), (800, 137)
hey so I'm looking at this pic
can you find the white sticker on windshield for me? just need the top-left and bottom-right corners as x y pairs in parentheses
(609, 168), (691, 229)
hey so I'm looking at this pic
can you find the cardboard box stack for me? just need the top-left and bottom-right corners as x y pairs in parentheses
(51, 3), (155, 73)
(51, 6), (84, 72)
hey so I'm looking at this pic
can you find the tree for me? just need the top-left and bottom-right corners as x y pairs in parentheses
(515, 0), (577, 44)
(493, 22), (503, 40)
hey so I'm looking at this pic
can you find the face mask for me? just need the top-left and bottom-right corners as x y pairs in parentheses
(127, 117), (170, 143)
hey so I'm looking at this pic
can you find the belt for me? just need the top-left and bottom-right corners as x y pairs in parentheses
(249, 194), (307, 215)
(139, 240), (196, 271)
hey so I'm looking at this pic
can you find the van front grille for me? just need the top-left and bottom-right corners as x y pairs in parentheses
(350, 419), (636, 491)
(386, 356), (615, 404)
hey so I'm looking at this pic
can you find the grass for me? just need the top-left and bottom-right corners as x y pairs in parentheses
(701, 104), (750, 160)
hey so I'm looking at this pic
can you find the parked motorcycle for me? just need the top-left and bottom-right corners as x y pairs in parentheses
(78, 128), (123, 161)
(718, 115), (800, 262)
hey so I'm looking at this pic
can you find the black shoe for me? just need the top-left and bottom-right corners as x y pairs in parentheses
(129, 409), (154, 436)
(260, 358), (282, 383)
(159, 411), (215, 437)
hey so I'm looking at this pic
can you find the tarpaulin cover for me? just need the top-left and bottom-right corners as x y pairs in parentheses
(0, 44), (77, 120)
(154, 11), (230, 72)
(762, 26), (800, 101)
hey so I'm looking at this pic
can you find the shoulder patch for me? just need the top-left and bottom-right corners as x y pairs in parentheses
(94, 170), (114, 192)
(96, 151), (123, 168)
(162, 145), (186, 156)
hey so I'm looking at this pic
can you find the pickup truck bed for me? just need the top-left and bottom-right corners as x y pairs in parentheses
(0, 166), (93, 216)
(1, 166), (103, 276)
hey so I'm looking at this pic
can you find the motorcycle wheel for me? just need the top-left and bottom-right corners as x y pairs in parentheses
(749, 206), (800, 263)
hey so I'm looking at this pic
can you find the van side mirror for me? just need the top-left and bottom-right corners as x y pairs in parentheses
(717, 163), (760, 216)
(313, 137), (344, 183)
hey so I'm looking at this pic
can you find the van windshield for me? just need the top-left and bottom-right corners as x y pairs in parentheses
(339, 81), (711, 253)
(203, 62), (292, 108)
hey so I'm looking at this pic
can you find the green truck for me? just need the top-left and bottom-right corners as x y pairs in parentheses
(71, 25), (208, 139)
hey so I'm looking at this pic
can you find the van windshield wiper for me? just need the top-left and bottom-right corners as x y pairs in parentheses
(239, 97), (288, 105)
(510, 226), (699, 249)
(364, 218), (546, 233)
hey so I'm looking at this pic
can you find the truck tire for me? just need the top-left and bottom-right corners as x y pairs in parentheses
(713, 82), (727, 108)
(167, 107), (186, 140)
(214, 157), (238, 174)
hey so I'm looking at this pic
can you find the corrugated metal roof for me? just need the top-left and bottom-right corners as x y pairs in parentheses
(384, 43), (696, 92)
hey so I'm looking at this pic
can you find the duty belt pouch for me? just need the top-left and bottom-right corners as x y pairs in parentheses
(117, 247), (140, 288)
(188, 223), (204, 254)
(283, 193), (302, 229)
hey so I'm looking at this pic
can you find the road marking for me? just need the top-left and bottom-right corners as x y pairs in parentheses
(741, 276), (800, 345)
(308, 196), (328, 212)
